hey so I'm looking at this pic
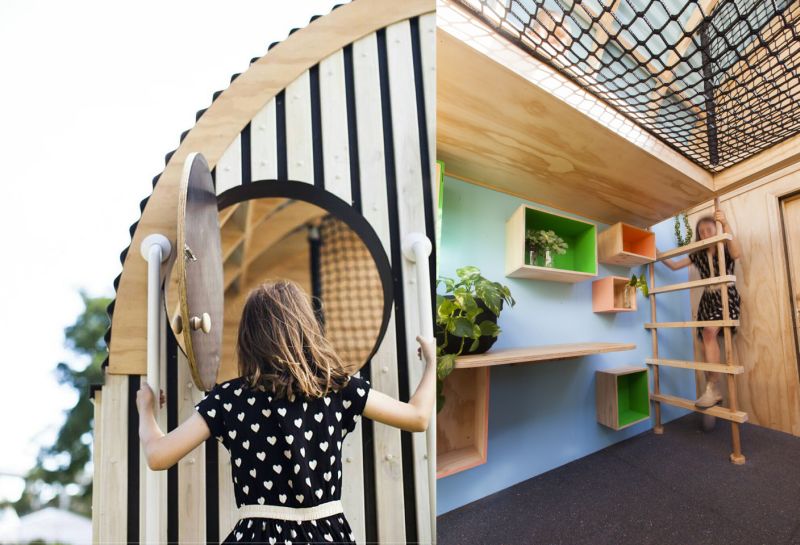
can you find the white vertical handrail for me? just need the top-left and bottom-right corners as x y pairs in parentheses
(402, 232), (436, 543)
(139, 233), (171, 545)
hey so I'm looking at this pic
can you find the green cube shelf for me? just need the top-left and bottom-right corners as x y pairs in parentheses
(505, 203), (598, 282)
(596, 367), (650, 430)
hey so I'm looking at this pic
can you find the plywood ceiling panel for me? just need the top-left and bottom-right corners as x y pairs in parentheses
(437, 30), (715, 227)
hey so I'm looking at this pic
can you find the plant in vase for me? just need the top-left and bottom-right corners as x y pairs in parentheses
(625, 270), (650, 308)
(435, 266), (515, 411)
(525, 229), (568, 268)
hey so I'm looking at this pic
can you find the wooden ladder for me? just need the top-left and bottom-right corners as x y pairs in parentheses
(647, 200), (747, 464)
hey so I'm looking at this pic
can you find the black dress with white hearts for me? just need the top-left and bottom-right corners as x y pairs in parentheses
(194, 373), (371, 544)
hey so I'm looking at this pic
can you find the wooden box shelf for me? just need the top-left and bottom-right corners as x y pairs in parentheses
(598, 222), (655, 266)
(437, 367), (489, 479)
(592, 276), (636, 313)
(596, 366), (650, 430)
(505, 204), (597, 282)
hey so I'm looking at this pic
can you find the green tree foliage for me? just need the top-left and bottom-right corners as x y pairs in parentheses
(6, 290), (110, 517)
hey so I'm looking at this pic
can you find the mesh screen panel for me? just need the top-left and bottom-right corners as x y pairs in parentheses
(318, 214), (384, 373)
(455, 0), (800, 171)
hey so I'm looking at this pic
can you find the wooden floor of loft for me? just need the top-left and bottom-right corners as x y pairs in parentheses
(437, 414), (800, 545)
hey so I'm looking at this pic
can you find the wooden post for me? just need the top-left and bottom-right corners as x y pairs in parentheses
(649, 262), (663, 434)
(714, 197), (745, 464)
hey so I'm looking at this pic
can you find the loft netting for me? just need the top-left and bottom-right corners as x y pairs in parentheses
(455, 0), (800, 172)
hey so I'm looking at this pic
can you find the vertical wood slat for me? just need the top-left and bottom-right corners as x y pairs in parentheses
(418, 13), (437, 220)
(320, 49), (353, 203)
(219, 446), (238, 538)
(353, 31), (408, 544)
(649, 262), (663, 433)
(287, 70), (314, 183)
(91, 389), (103, 544)
(714, 200), (744, 462)
(177, 349), (207, 543)
(386, 19), (433, 544)
(97, 373), (128, 544)
(251, 98), (279, 181)
(217, 134), (243, 193)
(318, 46), (365, 543)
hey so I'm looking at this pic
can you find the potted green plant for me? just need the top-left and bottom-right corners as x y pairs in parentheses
(526, 229), (568, 267)
(625, 271), (649, 308)
(436, 266), (515, 411)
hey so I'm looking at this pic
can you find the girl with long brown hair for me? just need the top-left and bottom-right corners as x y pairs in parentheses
(661, 209), (742, 409)
(136, 279), (436, 544)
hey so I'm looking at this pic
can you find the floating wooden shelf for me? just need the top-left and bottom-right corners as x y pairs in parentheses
(650, 393), (748, 423)
(656, 233), (732, 261)
(437, 342), (635, 478)
(437, 367), (489, 479)
(455, 342), (635, 369)
(592, 276), (636, 313)
(505, 204), (597, 283)
(596, 366), (650, 430)
(598, 222), (655, 266)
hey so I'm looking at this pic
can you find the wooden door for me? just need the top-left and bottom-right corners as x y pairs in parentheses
(781, 193), (800, 378)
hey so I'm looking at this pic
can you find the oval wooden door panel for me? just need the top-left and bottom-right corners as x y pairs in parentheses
(176, 152), (223, 391)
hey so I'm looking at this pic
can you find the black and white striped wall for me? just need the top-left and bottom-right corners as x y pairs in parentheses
(91, 11), (436, 545)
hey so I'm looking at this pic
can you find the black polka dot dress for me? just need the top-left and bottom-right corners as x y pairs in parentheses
(688, 244), (741, 340)
(194, 374), (371, 544)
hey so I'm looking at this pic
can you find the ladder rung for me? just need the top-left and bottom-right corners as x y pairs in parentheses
(645, 358), (744, 374)
(650, 393), (748, 423)
(650, 275), (736, 295)
(656, 233), (733, 261)
(645, 320), (739, 329)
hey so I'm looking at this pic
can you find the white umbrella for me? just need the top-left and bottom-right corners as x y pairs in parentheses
(13, 507), (91, 545)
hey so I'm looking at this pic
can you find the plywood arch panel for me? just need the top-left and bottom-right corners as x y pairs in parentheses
(106, 0), (432, 376)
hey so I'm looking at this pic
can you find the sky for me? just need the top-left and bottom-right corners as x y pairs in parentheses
(0, 0), (345, 504)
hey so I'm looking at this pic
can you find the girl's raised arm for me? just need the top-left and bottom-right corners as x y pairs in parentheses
(362, 335), (436, 433)
(658, 251), (691, 271)
(137, 384), (210, 471)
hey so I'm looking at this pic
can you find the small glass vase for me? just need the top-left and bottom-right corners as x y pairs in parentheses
(528, 249), (538, 266)
(544, 249), (554, 268)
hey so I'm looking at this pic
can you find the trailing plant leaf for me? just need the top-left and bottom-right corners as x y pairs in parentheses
(674, 212), (693, 246)
(434, 266), (516, 412)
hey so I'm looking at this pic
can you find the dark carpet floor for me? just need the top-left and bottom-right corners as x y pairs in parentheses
(437, 414), (800, 545)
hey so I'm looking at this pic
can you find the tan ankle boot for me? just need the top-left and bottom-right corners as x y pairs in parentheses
(695, 380), (723, 409)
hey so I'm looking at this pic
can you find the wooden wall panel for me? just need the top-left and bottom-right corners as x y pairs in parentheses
(177, 349), (207, 543)
(95, 373), (128, 544)
(216, 134), (243, 193)
(251, 98), (278, 181)
(386, 19), (433, 544)
(320, 49), (352, 202)
(286, 70), (314, 183)
(95, 8), (435, 542)
(352, 30), (407, 544)
(688, 162), (800, 435)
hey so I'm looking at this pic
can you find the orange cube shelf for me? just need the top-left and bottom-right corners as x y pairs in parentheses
(598, 222), (656, 267)
(592, 276), (637, 313)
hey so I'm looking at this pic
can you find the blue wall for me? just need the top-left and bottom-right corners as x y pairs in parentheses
(437, 177), (699, 515)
